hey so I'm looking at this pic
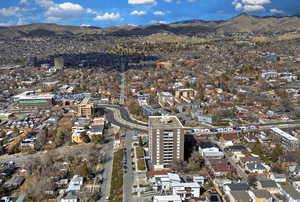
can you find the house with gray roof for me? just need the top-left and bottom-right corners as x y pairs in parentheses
(249, 189), (272, 202)
(280, 185), (300, 202)
(227, 190), (251, 202)
(256, 180), (279, 194)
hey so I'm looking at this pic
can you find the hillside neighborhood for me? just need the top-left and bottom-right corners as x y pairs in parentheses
(0, 13), (300, 202)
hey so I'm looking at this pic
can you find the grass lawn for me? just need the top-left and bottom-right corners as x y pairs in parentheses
(109, 148), (123, 202)
(136, 146), (144, 159)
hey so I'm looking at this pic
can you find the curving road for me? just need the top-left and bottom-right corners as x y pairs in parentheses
(98, 105), (148, 132)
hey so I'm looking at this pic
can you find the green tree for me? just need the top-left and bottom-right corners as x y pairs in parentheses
(0, 130), (5, 138)
(78, 162), (89, 177)
(80, 131), (90, 143)
(187, 151), (205, 171)
(271, 145), (283, 162)
(91, 135), (104, 144)
(252, 144), (263, 156)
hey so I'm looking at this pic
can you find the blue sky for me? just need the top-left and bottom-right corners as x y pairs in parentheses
(0, 0), (299, 27)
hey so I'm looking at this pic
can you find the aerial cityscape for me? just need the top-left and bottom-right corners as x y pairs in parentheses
(0, 0), (300, 202)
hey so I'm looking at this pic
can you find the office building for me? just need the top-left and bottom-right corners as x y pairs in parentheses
(148, 116), (184, 170)
(78, 104), (94, 118)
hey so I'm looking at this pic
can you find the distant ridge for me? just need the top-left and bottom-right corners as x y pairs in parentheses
(0, 14), (300, 39)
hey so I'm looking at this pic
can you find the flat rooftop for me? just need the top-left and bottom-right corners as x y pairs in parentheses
(149, 116), (183, 129)
(13, 91), (55, 100)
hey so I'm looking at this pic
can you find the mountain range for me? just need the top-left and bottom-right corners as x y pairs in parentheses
(0, 14), (300, 39)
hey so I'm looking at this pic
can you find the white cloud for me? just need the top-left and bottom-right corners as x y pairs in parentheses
(80, 24), (91, 27)
(128, 0), (157, 6)
(0, 7), (29, 17)
(164, 0), (172, 2)
(243, 4), (265, 12)
(234, 2), (243, 11)
(153, 11), (165, 16)
(241, 0), (271, 5)
(130, 10), (147, 16)
(86, 8), (98, 15)
(270, 8), (285, 15)
(233, 0), (268, 12)
(94, 12), (121, 21)
(45, 2), (87, 22)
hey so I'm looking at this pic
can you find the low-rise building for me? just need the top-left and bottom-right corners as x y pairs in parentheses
(153, 195), (181, 202)
(270, 128), (299, 150)
(280, 185), (300, 202)
(227, 190), (251, 202)
(256, 180), (279, 194)
(12, 91), (55, 109)
(249, 189), (272, 202)
(172, 182), (201, 200)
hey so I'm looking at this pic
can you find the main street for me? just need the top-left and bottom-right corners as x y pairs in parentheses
(123, 130), (135, 202)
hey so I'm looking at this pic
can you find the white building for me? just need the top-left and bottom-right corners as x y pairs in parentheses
(153, 195), (182, 202)
(199, 147), (224, 159)
(150, 173), (181, 191)
(270, 128), (299, 150)
(172, 182), (201, 200)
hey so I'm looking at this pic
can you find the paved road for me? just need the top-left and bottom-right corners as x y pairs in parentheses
(102, 107), (147, 132)
(123, 131), (135, 202)
(120, 72), (125, 105)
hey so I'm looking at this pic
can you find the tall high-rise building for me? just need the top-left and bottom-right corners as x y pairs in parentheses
(148, 116), (184, 170)
(54, 57), (64, 70)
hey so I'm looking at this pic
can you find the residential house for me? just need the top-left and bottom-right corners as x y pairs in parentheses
(280, 155), (298, 167)
(19, 138), (36, 151)
(223, 183), (250, 193)
(249, 189), (272, 202)
(227, 190), (252, 202)
(270, 173), (287, 183)
(199, 142), (224, 159)
(218, 134), (236, 148)
(71, 130), (85, 144)
(256, 180), (279, 194)
(293, 181), (300, 192)
(175, 88), (197, 104)
(158, 92), (175, 108)
(232, 151), (246, 162)
(60, 191), (79, 202)
(280, 185), (300, 202)
(245, 161), (270, 176)
(66, 175), (83, 192)
(208, 159), (234, 177)
(289, 166), (300, 178)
